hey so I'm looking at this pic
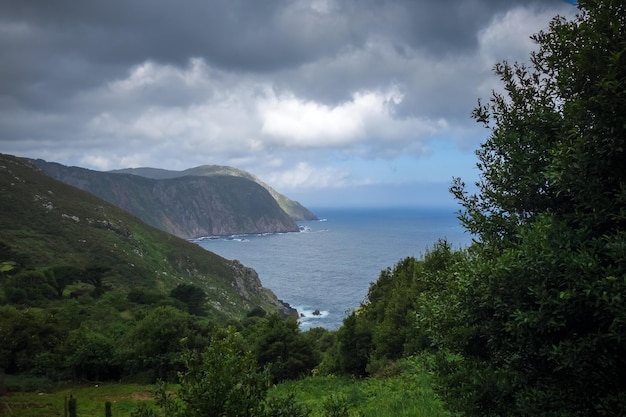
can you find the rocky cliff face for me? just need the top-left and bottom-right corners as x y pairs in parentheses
(32, 159), (300, 239)
(228, 260), (297, 318)
(111, 165), (318, 221)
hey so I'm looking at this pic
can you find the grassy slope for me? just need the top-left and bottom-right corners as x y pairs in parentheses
(3, 358), (450, 417)
(1, 382), (154, 417)
(0, 153), (282, 319)
(268, 359), (450, 417)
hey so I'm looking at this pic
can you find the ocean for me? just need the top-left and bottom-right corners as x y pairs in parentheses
(195, 207), (473, 330)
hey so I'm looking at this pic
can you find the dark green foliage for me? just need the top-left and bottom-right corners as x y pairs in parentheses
(247, 305), (268, 318)
(80, 266), (111, 297)
(0, 306), (66, 374)
(251, 314), (319, 383)
(330, 241), (463, 377)
(325, 4), (626, 415)
(127, 306), (210, 381)
(440, 1), (626, 415)
(127, 288), (167, 305)
(4, 270), (57, 305)
(178, 327), (270, 417)
(63, 326), (119, 381)
(170, 284), (207, 316)
(48, 265), (81, 298)
(335, 311), (372, 376)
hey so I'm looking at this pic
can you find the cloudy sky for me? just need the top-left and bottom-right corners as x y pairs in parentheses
(0, 0), (576, 208)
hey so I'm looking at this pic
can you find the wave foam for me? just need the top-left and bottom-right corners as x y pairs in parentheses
(295, 306), (330, 328)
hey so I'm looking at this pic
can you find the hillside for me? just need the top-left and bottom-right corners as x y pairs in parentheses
(0, 153), (294, 319)
(32, 159), (304, 239)
(110, 165), (318, 221)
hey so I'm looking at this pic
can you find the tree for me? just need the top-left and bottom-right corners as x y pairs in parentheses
(177, 327), (269, 417)
(48, 265), (81, 298)
(63, 326), (118, 381)
(127, 306), (208, 380)
(252, 314), (318, 383)
(169, 284), (207, 316)
(80, 266), (111, 297)
(445, 1), (626, 415)
(335, 311), (372, 376)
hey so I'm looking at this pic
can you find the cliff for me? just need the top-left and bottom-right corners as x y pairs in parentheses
(32, 159), (302, 239)
(110, 165), (318, 221)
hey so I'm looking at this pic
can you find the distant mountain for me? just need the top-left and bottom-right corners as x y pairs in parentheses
(0, 153), (294, 319)
(110, 165), (318, 221)
(32, 160), (308, 239)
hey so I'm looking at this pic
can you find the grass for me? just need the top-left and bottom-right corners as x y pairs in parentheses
(1, 359), (450, 417)
(1, 383), (154, 417)
(268, 358), (452, 417)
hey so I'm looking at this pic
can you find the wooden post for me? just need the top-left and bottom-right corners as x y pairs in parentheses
(105, 401), (112, 417)
(68, 395), (77, 417)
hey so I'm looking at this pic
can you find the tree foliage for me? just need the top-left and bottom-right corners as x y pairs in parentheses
(252, 314), (318, 383)
(178, 327), (270, 417)
(325, 2), (626, 416)
(170, 284), (207, 316)
(442, 1), (626, 415)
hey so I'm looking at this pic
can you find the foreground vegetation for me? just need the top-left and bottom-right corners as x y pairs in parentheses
(2, 358), (448, 417)
(1, 382), (153, 417)
(2, 1), (625, 416)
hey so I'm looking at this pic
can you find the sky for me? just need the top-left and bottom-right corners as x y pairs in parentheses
(0, 0), (577, 208)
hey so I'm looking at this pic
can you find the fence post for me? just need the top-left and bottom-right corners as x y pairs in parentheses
(68, 395), (77, 417)
(105, 401), (112, 417)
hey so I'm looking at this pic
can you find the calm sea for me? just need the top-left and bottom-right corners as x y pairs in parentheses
(195, 207), (473, 330)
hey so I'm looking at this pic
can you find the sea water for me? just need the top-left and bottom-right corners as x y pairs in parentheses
(195, 207), (473, 330)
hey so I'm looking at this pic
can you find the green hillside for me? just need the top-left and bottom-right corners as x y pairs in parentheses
(0, 153), (291, 319)
(111, 164), (319, 221)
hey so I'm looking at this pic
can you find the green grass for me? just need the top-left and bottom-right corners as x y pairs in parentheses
(1, 359), (450, 417)
(1, 382), (154, 417)
(268, 359), (451, 417)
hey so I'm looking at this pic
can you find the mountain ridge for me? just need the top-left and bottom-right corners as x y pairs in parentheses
(109, 165), (318, 221)
(32, 159), (312, 239)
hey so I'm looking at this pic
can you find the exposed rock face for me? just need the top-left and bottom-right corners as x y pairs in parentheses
(110, 165), (318, 221)
(32, 159), (301, 239)
(228, 260), (297, 318)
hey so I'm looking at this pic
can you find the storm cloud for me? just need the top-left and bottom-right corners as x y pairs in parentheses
(0, 0), (576, 205)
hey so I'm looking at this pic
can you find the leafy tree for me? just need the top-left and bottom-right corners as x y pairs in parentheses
(126, 306), (209, 380)
(177, 327), (269, 417)
(63, 326), (119, 381)
(48, 265), (81, 298)
(0, 306), (66, 374)
(335, 311), (372, 376)
(252, 314), (318, 383)
(80, 266), (111, 297)
(444, 1), (626, 415)
(3, 270), (57, 304)
(169, 283), (207, 316)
